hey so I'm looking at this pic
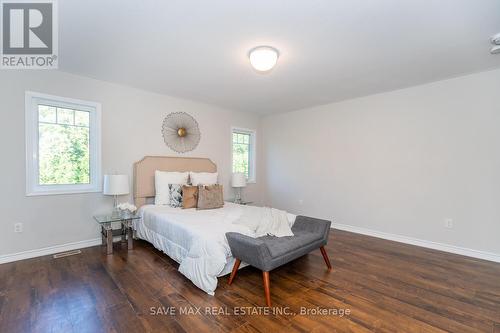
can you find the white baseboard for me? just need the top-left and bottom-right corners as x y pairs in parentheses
(332, 223), (500, 263)
(3, 226), (499, 265)
(0, 238), (102, 264)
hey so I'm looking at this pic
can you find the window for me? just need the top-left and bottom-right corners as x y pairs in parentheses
(232, 127), (256, 183)
(25, 91), (101, 195)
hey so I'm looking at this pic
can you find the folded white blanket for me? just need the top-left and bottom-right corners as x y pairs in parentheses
(232, 205), (294, 237)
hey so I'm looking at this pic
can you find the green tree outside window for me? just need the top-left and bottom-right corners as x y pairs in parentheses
(232, 132), (251, 179)
(38, 105), (90, 185)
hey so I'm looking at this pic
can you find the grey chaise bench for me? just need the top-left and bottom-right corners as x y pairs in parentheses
(226, 215), (332, 307)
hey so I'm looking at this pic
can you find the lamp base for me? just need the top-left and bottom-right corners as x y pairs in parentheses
(111, 209), (121, 218)
(111, 195), (120, 218)
(234, 188), (243, 204)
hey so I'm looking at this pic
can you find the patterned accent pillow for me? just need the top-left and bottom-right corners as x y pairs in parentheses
(168, 184), (183, 208)
(197, 184), (224, 210)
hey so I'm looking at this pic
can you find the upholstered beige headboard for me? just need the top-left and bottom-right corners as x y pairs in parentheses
(133, 156), (217, 208)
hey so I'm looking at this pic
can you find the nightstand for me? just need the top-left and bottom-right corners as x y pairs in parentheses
(93, 214), (140, 255)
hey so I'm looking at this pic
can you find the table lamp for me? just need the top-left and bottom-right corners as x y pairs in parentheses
(231, 172), (247, 204)
(103, 175), (129, 217)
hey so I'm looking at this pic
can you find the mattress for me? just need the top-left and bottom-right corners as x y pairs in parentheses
(134, 202), (257, 295)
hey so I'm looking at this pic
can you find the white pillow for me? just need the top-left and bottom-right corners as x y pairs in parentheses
(154, 170), (189, 205)
(189, 172), (218, 186)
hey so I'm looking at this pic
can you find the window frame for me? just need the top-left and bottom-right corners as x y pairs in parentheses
(231, 126), (256, 183)
(25, 91), (102, 196)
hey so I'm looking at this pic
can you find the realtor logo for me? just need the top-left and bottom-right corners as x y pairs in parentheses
(1, 0), (58, 69)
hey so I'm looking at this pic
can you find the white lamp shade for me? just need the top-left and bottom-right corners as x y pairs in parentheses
(231, 172), (247, 188)
(103, 175), (129, 195)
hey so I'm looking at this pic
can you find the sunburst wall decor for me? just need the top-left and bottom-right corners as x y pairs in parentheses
(162, 112), (201, 153)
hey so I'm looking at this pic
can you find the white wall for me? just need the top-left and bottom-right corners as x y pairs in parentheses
(262, 68), (500, 257)
(2, 67), (500, 262)
(0, 70), (263, 257)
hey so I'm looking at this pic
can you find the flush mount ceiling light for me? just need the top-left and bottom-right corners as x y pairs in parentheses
(248, 46), (279, 72)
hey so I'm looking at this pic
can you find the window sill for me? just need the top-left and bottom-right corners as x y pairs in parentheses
(26, 188), (102, 197)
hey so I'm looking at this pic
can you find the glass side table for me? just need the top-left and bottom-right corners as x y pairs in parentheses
(93, 214), (141, 255)
(226, 199), (254, 206)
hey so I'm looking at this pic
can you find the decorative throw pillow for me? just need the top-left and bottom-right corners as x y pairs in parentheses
(182, 185), (198, 209)
(168, 184), (183, 208)
(154, 171), (189, 205)
(197, 184), (224, 210)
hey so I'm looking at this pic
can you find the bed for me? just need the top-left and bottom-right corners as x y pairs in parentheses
(132, 156), (294, 295)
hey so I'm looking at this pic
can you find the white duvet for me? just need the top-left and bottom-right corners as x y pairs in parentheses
(134, 202), (296, 295)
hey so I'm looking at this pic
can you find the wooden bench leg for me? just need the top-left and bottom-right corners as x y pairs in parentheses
(262, 271), (271, 307)
(320, 246), (332, 270)
(228, 259), (241, 285)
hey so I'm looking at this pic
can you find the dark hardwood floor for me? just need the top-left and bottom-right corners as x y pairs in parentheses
(1, 230), (499, 333)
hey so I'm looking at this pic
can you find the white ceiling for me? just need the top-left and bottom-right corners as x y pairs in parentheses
(60, 0), (500, 114)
